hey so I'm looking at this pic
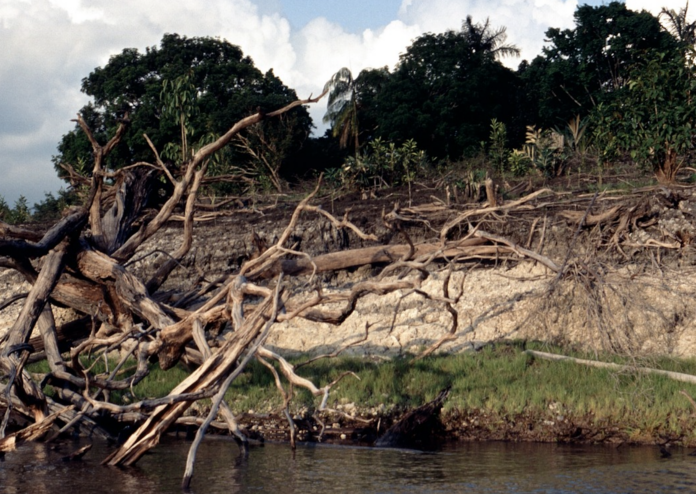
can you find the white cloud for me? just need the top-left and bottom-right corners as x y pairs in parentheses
(397, 0), (578, 67)
(0, 0), (580, 205)
(626, 1), (696, 23)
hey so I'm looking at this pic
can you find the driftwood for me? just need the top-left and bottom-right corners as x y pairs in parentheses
(61, 443), (92, 461)
(525, 350), (696, 385)
(1, 77), (687, 488)
(0, 406), (74, 452)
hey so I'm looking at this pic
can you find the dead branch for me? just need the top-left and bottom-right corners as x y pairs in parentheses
(0, 406), (74, 453)
(473, 230), (560, 272)
(182, 279), (282, 488)
(560, 205), (622, 226)
(526, 350), (696, 384)
(440, 188), (553, 240)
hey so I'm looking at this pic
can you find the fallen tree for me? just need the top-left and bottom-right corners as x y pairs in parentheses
(1, 84), (693, 487)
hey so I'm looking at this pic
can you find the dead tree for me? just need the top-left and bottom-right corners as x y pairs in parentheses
(0, 95), (330, 451)
(0, 87), (487, 486)
(3, 81), (659, 487)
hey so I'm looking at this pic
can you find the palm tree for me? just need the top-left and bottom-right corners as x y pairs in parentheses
(461, 16), (520, 59)
(660, 2), (696, 48)
(323, 67), (359, 152)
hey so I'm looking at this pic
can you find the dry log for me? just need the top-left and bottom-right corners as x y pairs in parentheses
(103, 293), (275, 466)
(0, 209), (86, 259)
(275, 238), (489, 276)
(559, 205), (621, 226)
(75, 249), (175, 330)
(1, 239), (71, 422)
(0, 406), (74, 453)
(525, 350), (696, 384)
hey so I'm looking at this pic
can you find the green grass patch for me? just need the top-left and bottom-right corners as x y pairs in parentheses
(219, 342), (696, 430)
(27, 342), (696, 441)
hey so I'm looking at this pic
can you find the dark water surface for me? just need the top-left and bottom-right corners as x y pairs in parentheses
(2, 436), (695, 493)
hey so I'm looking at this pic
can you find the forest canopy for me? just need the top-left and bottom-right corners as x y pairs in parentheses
(3, 0), (689, 225)
(53, 34), (312, 194)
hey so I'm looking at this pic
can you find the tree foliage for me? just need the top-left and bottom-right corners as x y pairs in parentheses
(47, 5), (696, 190)
(522, 1), (677, 128)
(593, 50), (696, 182)
(351, 20), (519, 160)
(54, 34), (312, 186)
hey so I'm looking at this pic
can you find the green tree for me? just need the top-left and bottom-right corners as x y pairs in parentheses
(0, 195), (10, 222)
(522, 2), (677, 128)
(54, 34), (312, 186)
(369, 21), (520, 159)
(32, 189), (80, 223)
(593, 50), (696, 183)
(9, 196), (30, 225)
(160, 71), (199, 164)
(352, 67), (391, 144)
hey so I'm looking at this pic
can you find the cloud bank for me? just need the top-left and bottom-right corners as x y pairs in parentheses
(626, 0), (696, 23)
(1, 0), (582, 204)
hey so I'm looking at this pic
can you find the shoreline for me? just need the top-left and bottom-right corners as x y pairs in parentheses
(166, 343), (696, 450)
(15, 342), (696, 449)
(179, 405), (696, 449)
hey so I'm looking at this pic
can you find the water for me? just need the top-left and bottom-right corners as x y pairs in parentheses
(1, 437), (695, 493)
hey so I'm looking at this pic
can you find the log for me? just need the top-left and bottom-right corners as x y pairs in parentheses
(275, 238), (492, 276)
(559, 205), (621, 226)
(103, 295), (274, 466)
(525, 350), (696, 385)
(0, 406), (74, 453)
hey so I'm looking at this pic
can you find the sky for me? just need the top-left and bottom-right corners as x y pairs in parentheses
(0, 0), (691, 206)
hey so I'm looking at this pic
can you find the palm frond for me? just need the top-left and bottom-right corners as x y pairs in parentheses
(323, 67), (360, 150)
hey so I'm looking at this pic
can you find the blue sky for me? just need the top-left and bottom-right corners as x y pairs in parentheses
(0, 0), (680, 205)
(282, 0), (402, 32)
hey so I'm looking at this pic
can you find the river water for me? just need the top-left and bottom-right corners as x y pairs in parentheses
(1, 437), (695, 493)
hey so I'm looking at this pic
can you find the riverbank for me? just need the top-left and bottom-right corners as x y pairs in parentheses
(128, 341), (696, 448)
(5, 181), (696, 454)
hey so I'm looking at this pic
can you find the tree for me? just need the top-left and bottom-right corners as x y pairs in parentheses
(352, 66), (391, 143)
(9, 196), (30, 225)
(32, 189), (81, 223)
(522, 2), (677, 128)
(593, 50), (696, 183)
(660, 1), (696, 48)
(54, 34), (312, 187)
(0, 195), (10, 223)
(369, 21), (520, 159)
(323, 67), (360, 152)
(461, 15), (520, 59)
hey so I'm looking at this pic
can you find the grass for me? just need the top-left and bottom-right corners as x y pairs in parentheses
(219, 342), (696, 423)
(27, 341), (696, 442)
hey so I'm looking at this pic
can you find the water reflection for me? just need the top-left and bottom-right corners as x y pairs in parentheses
(1, 437), (694, 493)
